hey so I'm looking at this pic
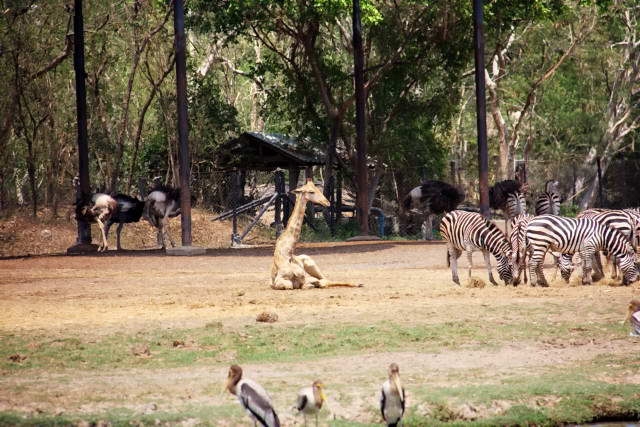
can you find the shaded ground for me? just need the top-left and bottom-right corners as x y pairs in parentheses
(1, 240), (639, 426)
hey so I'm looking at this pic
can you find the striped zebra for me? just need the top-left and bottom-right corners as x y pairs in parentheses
(534, 180), (561, 215)
(509, 214), (573, 285)
(506, 192), (527, 218)
(525, 215), (638, 286)
(575, 209), (639, 280)
(439, 210), (513, 286)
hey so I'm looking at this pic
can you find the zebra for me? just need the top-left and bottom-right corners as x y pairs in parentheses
(490, 179), (526, 235)
(525, 215), (638, 287)
(439, 210), (513, 286)
(509, 214), (573, 286)
(506, 192), (527, 218)
(534, 180), (561, 216)
(575, 209), (639, 280)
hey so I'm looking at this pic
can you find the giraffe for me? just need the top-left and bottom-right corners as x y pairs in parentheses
(270, 178), (362, 290)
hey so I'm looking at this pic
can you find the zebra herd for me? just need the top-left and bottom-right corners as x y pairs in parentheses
(439, 181), (640, 287)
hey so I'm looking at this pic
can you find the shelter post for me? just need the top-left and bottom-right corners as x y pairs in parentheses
(166, 0), (205, 255)
(353, 0), (369, 234)
(473, 0), (490, 219)
(73, 0), (91, 246)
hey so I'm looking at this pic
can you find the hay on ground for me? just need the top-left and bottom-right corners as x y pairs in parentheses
(465, 276), (487, 288)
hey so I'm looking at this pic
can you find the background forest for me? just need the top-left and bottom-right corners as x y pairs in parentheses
(1, 0), (639, 222)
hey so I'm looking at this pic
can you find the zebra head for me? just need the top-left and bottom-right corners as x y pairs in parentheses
(558, 254), (575, 283)
(619, 245), (639, 285)
(497, 251), (514, 285)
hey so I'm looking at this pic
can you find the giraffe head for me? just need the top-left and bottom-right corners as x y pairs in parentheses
(292, 179), (330, 207)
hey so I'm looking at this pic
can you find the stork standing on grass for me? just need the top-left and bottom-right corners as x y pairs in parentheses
(380, 363), (405, 427)
(225, 365), (280, 427)
(296, 380), (326, 427)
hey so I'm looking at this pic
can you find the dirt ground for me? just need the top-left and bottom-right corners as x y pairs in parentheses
(1, 238), (640, 425)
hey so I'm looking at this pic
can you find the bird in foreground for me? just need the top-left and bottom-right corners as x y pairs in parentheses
(296, 380), (326, 426)
(380, 363), (405, 427)
(626, 299), (640, 337)
(225, 365), (280, 427)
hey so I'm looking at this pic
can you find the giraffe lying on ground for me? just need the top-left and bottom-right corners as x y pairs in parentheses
(270, 179), (363, 290)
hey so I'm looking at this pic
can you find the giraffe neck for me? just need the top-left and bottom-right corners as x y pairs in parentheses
(281, 193), (308, 250)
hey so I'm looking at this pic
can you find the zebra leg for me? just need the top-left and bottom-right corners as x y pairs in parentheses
(482, 249), (498, 286)
(466, 245), (474, 280)
(447, 245), (462, 286)
(448, 245), (462, 286)
(610, 255), (619, 279)
(529, 250), (548, 287)
(580, 248), (594, 286)
(591, 251), (604, 282)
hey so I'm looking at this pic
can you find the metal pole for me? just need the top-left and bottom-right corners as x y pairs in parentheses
(73, 0), (91, 244)
(353, 0), (369, 234)
(473, 0), (490, 219)
(173, 0), (192, 246)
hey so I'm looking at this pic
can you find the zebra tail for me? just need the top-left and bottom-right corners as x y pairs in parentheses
(446, 250), (450, 268)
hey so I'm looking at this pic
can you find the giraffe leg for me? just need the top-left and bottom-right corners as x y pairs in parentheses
(482, 249), (498, 286)
(294, 254), (329, 288)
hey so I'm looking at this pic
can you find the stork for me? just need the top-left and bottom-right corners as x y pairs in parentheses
(296, 380), (326, 426)
(380, 363), (405, 427)
(225, 365), (280, 427)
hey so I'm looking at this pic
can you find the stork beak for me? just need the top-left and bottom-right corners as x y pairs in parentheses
(392, 375), (403, 398)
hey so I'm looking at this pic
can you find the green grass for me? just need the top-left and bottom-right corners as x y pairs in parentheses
(0, 317), (629, 371)
(2, 315), (638, 425)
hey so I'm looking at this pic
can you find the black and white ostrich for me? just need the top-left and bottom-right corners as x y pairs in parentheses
(403, 180), (465, 239)
(144, 185), (181, 248)
(75, 193), (118, 252)
(489, 179), (526, 234)
(104, 194), (145, 250)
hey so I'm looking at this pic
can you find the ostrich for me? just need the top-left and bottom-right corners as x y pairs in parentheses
(403, 180), (465, 239)
(75, 193), (117, 252)
(104, 194), (145, 250)
(144, 185), (181, 248)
